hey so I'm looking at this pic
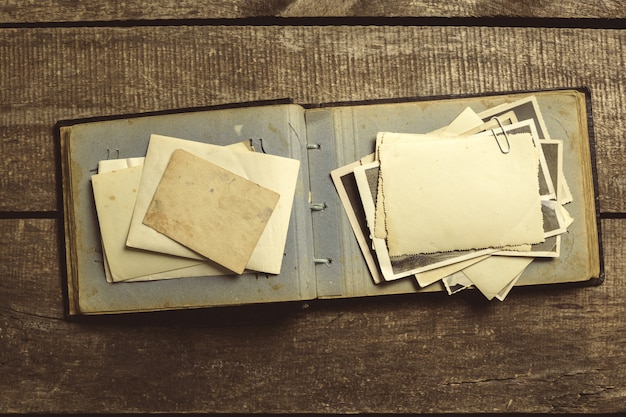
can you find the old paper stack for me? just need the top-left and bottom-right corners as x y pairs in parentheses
(332, 96), (574, 300)
(91, 134), (300, 282)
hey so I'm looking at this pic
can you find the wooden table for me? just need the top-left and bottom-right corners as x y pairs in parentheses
(1, 2), (625, 413)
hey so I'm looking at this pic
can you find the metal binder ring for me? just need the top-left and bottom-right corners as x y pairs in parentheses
(310, 202), (327, 211)
(106, 148), (120, 160)
(490, 116), (511, 154)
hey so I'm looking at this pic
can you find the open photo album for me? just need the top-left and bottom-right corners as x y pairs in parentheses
(58, 88), (602, 315)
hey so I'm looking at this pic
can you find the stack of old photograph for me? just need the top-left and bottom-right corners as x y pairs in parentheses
(91, 134), (300, 283)
(331, 96), (574, 301)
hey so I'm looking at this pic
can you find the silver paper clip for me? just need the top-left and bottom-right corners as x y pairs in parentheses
(490, 117), (511, 154)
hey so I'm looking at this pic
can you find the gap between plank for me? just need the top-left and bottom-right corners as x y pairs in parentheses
(0, 16), (624, 29)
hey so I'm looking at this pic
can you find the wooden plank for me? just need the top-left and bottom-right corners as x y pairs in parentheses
(0, 0), (624, 22)
(0, 219), (64, 319)
(279, 0), (626, 19)
(0, 218), (625, 413)
(0, 26), (624, 212)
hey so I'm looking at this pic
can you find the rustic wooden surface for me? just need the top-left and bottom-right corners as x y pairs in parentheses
(0, 0), (625, 21)
(1, 4), (625, 414)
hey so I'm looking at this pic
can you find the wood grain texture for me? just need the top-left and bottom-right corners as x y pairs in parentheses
(0, 0), (624, 22)
(280, 0), (626, 19)
(0, 217), (624, 413)
(2, 20), (625, 413)
(0, 219), (64, 319)
(0, 26), (624, 212)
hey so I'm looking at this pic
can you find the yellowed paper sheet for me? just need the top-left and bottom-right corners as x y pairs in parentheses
(330, 161), (384, 284)
(415, 255), (489, 288)
(545, 138), (573, 205)
(491, 136), (566, 257)
(442, 271), (474, 295)
(372, 114), (536, 240)
(462, 256), (533, 300)
(360, 107), (484, 167)
(429, 107), (484, 136)
(441, 266), (521, 300)
(459, 111), (519, 136)
(95, 141), (255, 283)
(560, 173), (573, 204)
(373, 108), (487, 239)
(477, 95), (552, 140)
(127, 134), (300, 274)
(495, 270), (525, 301)
(449, 118), (557, 200)
(98, 157), (145, 173)
(144, 149), (279, 275)
(92, 164), (230, 282)
(353, 162), (495, 281)
(378, 133), (544, 256)
(560, 205), (574, 228)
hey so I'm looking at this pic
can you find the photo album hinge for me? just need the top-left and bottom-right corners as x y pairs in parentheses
(306, 140), (334, 266)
